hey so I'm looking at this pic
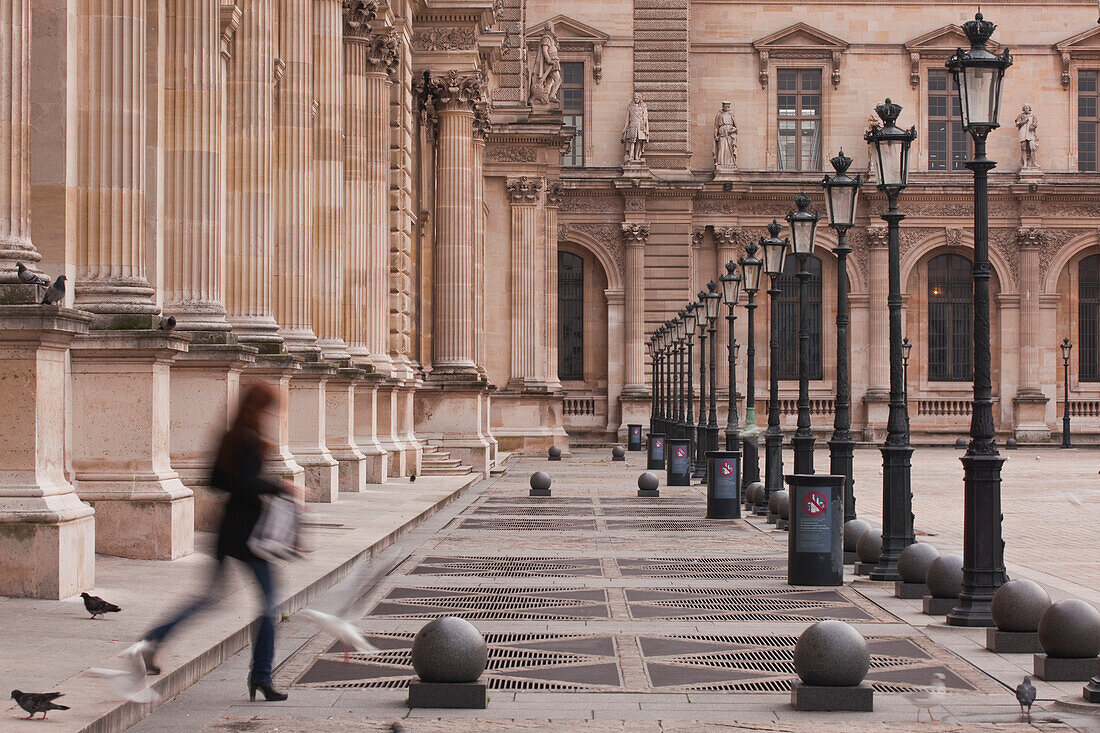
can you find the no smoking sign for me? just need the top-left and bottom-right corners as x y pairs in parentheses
(719, 461), (735, 477)
(803, 491), (828, 517)
(674, 446), (687, 459)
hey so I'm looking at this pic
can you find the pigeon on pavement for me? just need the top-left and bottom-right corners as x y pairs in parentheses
(410, 474), (416, 483)
(300, 609), (378, 663)
(87, 641), (161, 703)
(1016, 675), (1037, 716)
(10, 690), (69, 720)
(158, 315), (176, 331)
(905, 671), (946, 723)
(41, 275), (66, 305)
(81, 592), (121, 619)
(16, 262), (48, 286)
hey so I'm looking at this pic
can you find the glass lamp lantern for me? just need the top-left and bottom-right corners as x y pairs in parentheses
(786, 192), (819, 259)
(720, 261), (742, 307)
(822, 149), (861, 228)
(704, 281), (721, 321)
(946, 13), (1012, 134)
(683, 303), (698, 335)
(740, 245), (763, 294)
(902, 337), (913, 362)
(1061, 338), (1073, 363)
(760, 220), (789, 278)
(864, 99), (916, 189)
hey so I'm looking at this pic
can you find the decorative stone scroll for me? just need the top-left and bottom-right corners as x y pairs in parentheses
(506, 176), (543, 204)
(341, 0), (377, 37)
(621, 222), (650, 246)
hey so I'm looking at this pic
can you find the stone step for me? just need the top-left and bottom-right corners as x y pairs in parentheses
(419, 465), (473, 476)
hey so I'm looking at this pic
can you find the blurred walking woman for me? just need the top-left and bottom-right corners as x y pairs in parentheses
(142, 383), (293, 702)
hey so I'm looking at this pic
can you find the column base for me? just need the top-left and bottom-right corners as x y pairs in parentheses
(618, 393), (651, 442)
(863, 391), (889, 442)
(0, 508), (96, 599)
(353, 374), (389, 485)
(491, 390), (568, 453)
(80, 486), (194, 560)
(400, 380), (426, 475)
(289, 362), (340, 503)
(1014, 392), (1051, 442)
(416, 377), (492, 476)
(242, 354), (306, 485)
(377, 381), (409, 477)
(326, 368), (368, 493)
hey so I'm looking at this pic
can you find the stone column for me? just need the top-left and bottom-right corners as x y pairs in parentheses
(622, 223), (649, 393)
(864, 226), (890, 441)
(274, 0), (318, 353)
(1014, 228), (1050, 441)
(472, 105), (488, 375)
(713, 226), (740, 390)
(376, 381), (409, 476)
(288, 362), (340, 502)
(352, 374), (389, 483)
(343, 18), (396, 370)
(225, 0), (281, 346)
(544, 181), (563, 390)
(507, 176), (544, 389)
(311, 0), (349, 360)
(240, 355), (306, 484)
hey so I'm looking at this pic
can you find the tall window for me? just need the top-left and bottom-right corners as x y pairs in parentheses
(1080, 71), (1099, 172)
(928, 254), (973, 381)
(558, 251), (584, 380)
(1080, 255), (1100, 381)
(775, 256), (822, 380)
(927, 69), (969, 171)
(777, 69), (822, 171)
(561, 62), (584, 167)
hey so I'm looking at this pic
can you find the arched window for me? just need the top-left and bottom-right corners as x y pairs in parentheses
(775, 255), (822, 380)
(558, 251), (585, 381)
(928, 253), (973, 381)
(1080, 254), (1100, 381)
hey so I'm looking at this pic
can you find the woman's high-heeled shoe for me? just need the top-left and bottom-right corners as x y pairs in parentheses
(248, 679), (288, 702)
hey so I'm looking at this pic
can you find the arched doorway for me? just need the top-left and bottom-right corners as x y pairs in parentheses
(558, 242), (612, 439)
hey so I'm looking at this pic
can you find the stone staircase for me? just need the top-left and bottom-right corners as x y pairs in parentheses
(418, 445), (474, 476)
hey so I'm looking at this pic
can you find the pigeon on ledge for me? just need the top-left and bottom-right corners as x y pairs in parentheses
(81, 591), (122, 619)
(1016, 675), (1037, 716)
(16, 262), (48, 286)
(905, 671), (946, 723)
(10, 690), (69, 720)
(41, 275), (66, 305)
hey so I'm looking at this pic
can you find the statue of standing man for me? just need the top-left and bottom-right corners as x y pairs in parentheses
(1016, 104), (1040, 171)
(528, 21), (562, 106)
(622, 93), (649, 163)
(714, 101), (738, 171)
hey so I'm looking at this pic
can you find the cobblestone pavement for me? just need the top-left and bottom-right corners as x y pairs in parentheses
(133, 448), (1100, 733)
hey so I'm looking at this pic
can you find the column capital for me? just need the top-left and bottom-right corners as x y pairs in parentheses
(342, 0), (378, 38)
(691, 227), (705, 248)
(472, 100), (491, 142)
(622, 222), (650, 246)
(506, 176), (543, 205)
(346, 31), (399, 75)
(545, 180), (564, 207)
(424, 70), (485, 112)
(714, 226), (741, 249)
(1017, 227), (1047, 249)
(868, 226), (888, 249)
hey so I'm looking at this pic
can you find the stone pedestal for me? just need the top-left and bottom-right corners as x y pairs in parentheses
(325, 367), (368, 493)
(408, 679), (487, 709)
(790, 681), (874, 712)
(70, 330), (194, 560)
(853, 562), (875, 576)
(1034, 654), (1100, 681)
(491, 391), (565, 453)
(986, 628), (1042, 654)
(0, 306), (96, 598)
(241, 353), (306, 485)
(863, 391), (888, 443)
(377, 382), (409, 477)
(894, 581), (928, 600)
(923, 595), (958, 616)
(416, 376), (492, 477)
(1013, 393), (1051, 443)
(170, 341), (257, 531)
(352, 374), (388, 484)
(288, 361), (340, 503)
(618, 393), (651, 442)
(398, 381), (424, 475)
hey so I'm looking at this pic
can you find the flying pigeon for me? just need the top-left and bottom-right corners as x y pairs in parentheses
(16, 262), (48, 286)
(1016, 675), (1037, 716)
(10, 690), (69, 720)
(299, 609), (378, 663)
(41, 275), (66, 305)
(158, 315), (176, 331)
(905, 672), (946, 723)
(81, 591), (121, 619)
(86, 641), (161, 703)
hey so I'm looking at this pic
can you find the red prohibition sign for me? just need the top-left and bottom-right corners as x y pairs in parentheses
(804, 491), (828, 517)
(675, 446), (687, 458)
(654, 439), (663, 449)
(719, 461), (735, 477)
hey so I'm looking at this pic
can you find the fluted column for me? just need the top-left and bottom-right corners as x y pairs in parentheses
(225, 0), (280, 346)
(863, 226), (890, 440)
(274, 0), (317, 352)
(507, 176), (544, 388)
(0, 0), (41, 284)
(163, 1), (229, 332)
(74, 0), (158, 320)
(426, 71), (483, 374)
(472, 105), (489, 374)
(623, 223), (649, 392)
(545, 181), (563, 389)
(714, 226), (740, 389)
(1014, 227), (1050, 440)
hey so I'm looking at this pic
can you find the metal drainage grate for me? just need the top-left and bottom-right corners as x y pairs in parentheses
(481, 497), (595, 505)
(604, 519), (747, 532)
(453, 518), (598, 531)
(598, 506), (707, 517)
(616, 557), (786, 579)
(369, 586), (611, 620)
(598, 497), (704, 504)
(626, 588), (878, 622)
(468, 505), (597, 516)
(410, 556), (605, 577)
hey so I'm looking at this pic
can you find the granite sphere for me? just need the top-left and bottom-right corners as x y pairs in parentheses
(793, 620), (870, 687)
(411, 616), (488, 683)
(548, 446), (561, 459)
(925, 554), (964, 599)
(991, 579), (1051, 632)
(1005, 437), (1018, 450)
(856, 530), (882, 564)
(750, 482), (767, 506)
(1038, 599), (1100, 658)
(897, 542), (940, 584)
(768, 489), (782, 515)
(843, 519), (873, 553)
(612, 445), (625, 459)
(637, 472), (659, 492)
(529, 471), (552, 491)
(955, 437), (967, 449)
(776, 490), (790, 521)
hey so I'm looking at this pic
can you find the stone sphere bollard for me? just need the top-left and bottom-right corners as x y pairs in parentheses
(991, 579), (1051, 633)
(612, 445), (625, 461)
(843, 519), (872, 553)
(793, 620), (870, 687)
(1005, 437), (1018, 450)
(925, 554), (964, 598)
(751, 483), (767, 506)
(897, 542), (940, 584)
(637, 472), (659, 492)
(776, 490), (791, 521)
(1038, 599), (1100, 658)
(855, 531), (882, 564)
(548, 446), (561, 460)
(768, 489), (783, 516)
(530, 471), (551, 491)
(955, 437), (967, 449)
(411, 616), (488, 683)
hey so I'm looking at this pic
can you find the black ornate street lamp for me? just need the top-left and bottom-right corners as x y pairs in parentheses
(694, 290), (709, 478)
(705, 281), (722, 466)
(902, 337), (913, 402)
(721, 262), (743, 451)
(760, 220), (790, 508)
(660, 324), (672, 435)
(673, 315), (686, 440)
(740, 244), (764, 488)
(648, 336), (657, 435)
(865, 97), (917, 582)
(786, 193), (820, 475)
(822, 149), (861, 523)
(684, 304), (698, 458)
(946, 12), (1013, 626)
(1062, 338), (1073, 448)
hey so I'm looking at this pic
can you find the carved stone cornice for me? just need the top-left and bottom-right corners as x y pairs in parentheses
(342, 0), (378, 38)
(691, 228), (706, 248)
(622, 222), (650, 246)
(411, 27), (477, 52)
(713, 226), (741, 249)
(868, 226), (888, 249)
(545, 180), (564, 207)
(506, 176), (543, 205)
(424, 70), (485, 112)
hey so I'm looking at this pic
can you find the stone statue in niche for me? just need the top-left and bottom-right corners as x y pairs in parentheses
(1016, 104), (1040, 171)
(713, 101), (738, 173)
(864, 111), (880, 180)
(528, 21), (562, 107)
(621, 93), (649, 163)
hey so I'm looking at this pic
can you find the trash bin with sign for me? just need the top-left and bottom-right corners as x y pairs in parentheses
(646, 433), (666, 470)
(786, 473), (846, 586)
(706, 451), (740, 519)
(627, 424), (643, 451)
(666, 439), (691, 486)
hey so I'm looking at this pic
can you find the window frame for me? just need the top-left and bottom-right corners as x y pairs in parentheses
(1080, 70), (1100, 173)
(774, 255), (824, 381)
(557, 250), (585, 381)
(927, 253), (974, 383)
(775, 68), (824, 173)
(1079, 254), (1100, 381)
(560, 61), (585, 167)
(926, 68), (970, 172)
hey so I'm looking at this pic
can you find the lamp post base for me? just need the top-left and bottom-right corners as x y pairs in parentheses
(829, 436), (857, 522)
(947, 450), (1007, 628)
(869, 442), (914, 582)
(763, 428), (784, 501)
(792, 434), (815, 475)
